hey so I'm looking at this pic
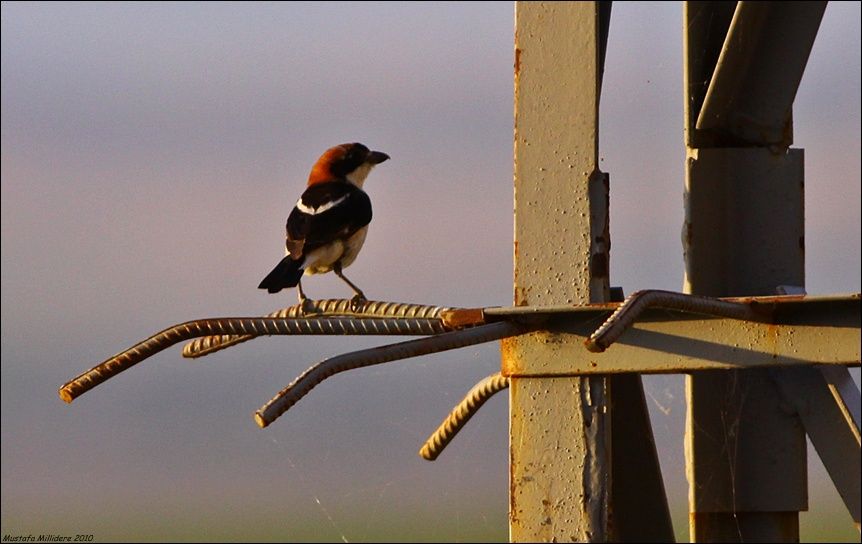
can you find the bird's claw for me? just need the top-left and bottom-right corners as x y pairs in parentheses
(298, 297), (316, 316)
(349, 294), (368, 312)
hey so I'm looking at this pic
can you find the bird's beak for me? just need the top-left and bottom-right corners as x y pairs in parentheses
(367, 151), (390, 164)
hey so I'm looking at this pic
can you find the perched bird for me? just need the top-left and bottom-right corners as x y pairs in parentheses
(258, 142), (389, 309)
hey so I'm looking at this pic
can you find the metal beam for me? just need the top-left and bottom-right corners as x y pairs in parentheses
(511, 2), (611, 540)
(610, 373), (676, 542)
(684, 1), (736, 149)
(684, 2), (815, 538)
(771, 366), (861, 527)
(819, 365), (862, 437)
(696, 1), (827, 147)
(683, 147), (805, 296)
(453, 294), (862, 375)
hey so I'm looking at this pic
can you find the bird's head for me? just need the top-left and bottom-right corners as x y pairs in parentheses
(308, 142), (389, 188)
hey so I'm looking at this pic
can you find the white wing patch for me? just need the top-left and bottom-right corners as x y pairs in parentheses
(296, 193), (349, 215)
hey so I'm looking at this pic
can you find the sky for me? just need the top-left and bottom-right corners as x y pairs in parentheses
(2, 1), (860, 542)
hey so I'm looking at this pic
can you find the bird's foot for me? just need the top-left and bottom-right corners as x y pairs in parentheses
(349, 294), (368, 312)
(298, 297), (316, 316)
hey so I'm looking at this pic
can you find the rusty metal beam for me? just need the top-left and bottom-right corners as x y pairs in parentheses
(511, 2), (611, 541)
(445, 294), (862, 375)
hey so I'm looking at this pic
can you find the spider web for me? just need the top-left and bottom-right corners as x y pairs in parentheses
(259, 345), (507, 542)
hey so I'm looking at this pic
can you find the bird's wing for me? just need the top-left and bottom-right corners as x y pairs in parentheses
(285, 181), (372, 258)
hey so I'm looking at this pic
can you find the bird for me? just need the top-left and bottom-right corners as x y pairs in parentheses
(258, 142), (389, 310)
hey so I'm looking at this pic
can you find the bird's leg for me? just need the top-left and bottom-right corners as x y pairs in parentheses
(296, 279), (314, 315)
(333, 263), (367, 311)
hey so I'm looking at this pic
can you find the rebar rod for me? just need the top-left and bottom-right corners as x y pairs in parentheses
(59, 314), (453, 403)
(585, 289), (764, 353)
(182, 299), (453, 358)
(419, 372), (511, 461)
(254, 321), (526, 428)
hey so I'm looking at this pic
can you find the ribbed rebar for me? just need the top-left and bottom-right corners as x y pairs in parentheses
(419, 372), (511, 461)
(182, 299), (454, 358)
(585, 289), (764, 353)
(254, 321), (526, 428)
(59, 315), (454, 404)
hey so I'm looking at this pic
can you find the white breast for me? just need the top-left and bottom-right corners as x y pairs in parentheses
(303, 226), (369, 275)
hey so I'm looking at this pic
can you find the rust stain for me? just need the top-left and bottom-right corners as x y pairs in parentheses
(515, 285), (530, 307)
(440, 308), (486, 329)
(726, 294), (805, 303)
(513, 239), (523, 305)
(514, 46), (521, 77)
(509, 408), (518, 525)
(509, 470), (518, 525)
(727, 294), (805, 316)
(579, 300), (620, 311)
(501, 336), (520, 376)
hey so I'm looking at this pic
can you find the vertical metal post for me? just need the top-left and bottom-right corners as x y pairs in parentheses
(682, 2), (825, 541)
(509, 2), (611, 541)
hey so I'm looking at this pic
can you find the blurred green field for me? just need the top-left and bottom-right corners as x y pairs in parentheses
(4, 497), (857, 542)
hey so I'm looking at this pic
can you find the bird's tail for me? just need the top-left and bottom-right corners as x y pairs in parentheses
(258, 256), (304, 293)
